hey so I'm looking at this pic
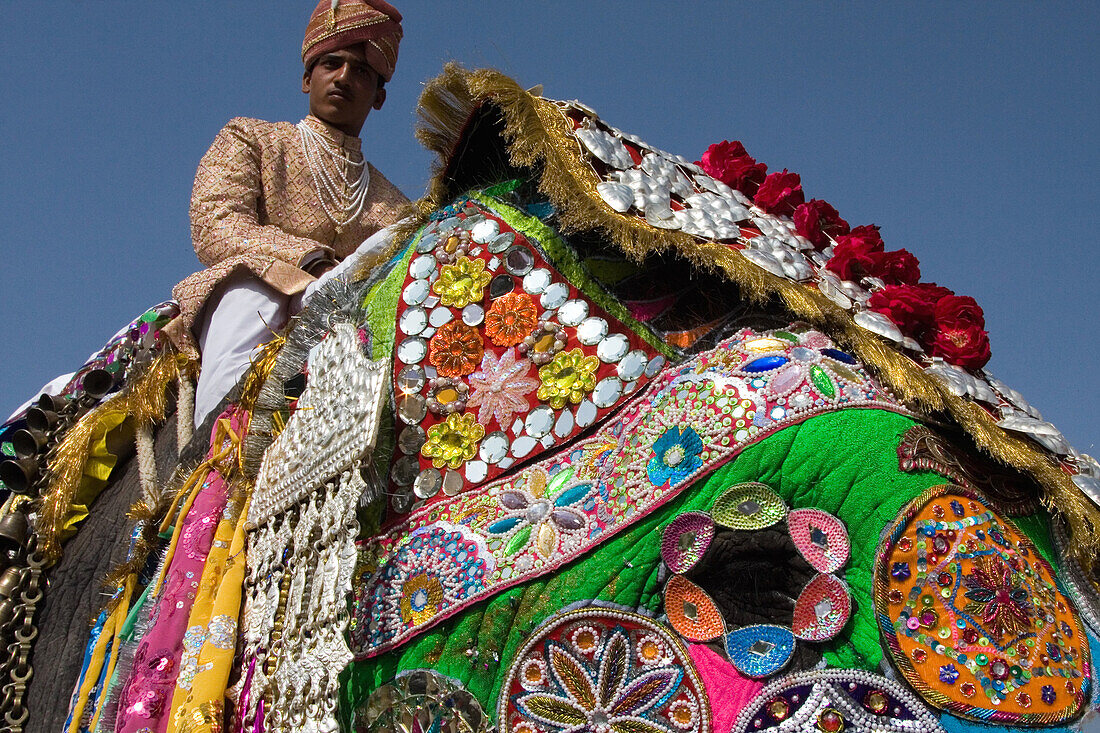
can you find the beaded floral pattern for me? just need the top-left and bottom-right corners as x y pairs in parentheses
(467, 348), (541, 428)
(874, 485), (1091, 724)
(391, 196), (664, 513)
(661, 483), (852, 680)
(421, 413), (486, 469)
(486, 292), (539, 346)
(429, 321), (485, 378)
(497, 608), (710, 733)
(433, 256), (493, 308)
(730, 668), (945, 732)
(537, 349), (600, 409)
(353, 327), (904, 658)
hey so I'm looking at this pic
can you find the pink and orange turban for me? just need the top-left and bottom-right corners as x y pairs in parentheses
(302, 0), (403, 82)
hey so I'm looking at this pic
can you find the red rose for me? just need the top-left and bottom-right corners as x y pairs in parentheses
(754, 169), (805, 215)
(933, 295), (985, 329)
(928, 323), (991, 368)
(835, 224), (884, 251)
(926, 294), (990, 367)
(867, 283), (953, 335)
(874, 249), (921, 285)
(696, 140), (768, 194)
(794, 199), (850, 248)
(825, 237), (883, 281)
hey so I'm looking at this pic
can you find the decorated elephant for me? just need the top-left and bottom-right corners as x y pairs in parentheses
(5, 65), (1099, 733)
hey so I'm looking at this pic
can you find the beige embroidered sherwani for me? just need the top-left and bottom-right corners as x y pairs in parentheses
(165, 115), (408, 357)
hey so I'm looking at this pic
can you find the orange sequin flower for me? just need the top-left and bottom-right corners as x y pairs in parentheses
(485, 292), (539, 346)
(429, 321), (484, 377)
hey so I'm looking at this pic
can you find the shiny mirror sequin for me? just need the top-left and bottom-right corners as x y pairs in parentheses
(399, 306), (428, 336)
(556, 299), (589, 326)
(591, 377), (623, 408)
(409, 254), (436, 279)
(597, 333), (630, 363)
(488, 231), (515, 253)
(540, 282), (569, 309)
(661, 512), (715, 573)
(711, 482), (786, 530)
(503, 245), (535, 275)
(792, 573), (851, 641)
(617, 350), (648, 380)
(725, 624), (796, 678)
(788, 508), (849, 574)
(402, 279), (430, 306)
(665, 574), (724, 642)
(479, 431), (509, 463)
(576, 317), (609, 345)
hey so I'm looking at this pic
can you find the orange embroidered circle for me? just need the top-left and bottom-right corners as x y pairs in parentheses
(485, 292), (538, 347)
(429, 321), (484, 377)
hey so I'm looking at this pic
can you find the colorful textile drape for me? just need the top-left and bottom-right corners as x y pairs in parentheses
(114, 409), (244, 733)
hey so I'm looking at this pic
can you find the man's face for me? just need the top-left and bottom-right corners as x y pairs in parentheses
(302, 46), (386, 136)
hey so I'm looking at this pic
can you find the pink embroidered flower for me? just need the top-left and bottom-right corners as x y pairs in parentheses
(467, 348), (540, 427)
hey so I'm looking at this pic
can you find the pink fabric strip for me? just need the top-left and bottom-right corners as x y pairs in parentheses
(687, 643), (764, 733)
(115, 408), (241, 733)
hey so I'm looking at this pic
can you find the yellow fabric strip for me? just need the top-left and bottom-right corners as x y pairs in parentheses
(86, 576), (134, 733)
(169, 495), (251, 733)
(65, 576), (132, 733)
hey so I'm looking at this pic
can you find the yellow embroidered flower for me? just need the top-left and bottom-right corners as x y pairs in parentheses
(431, 256), (492, 307)
(537, 348), (599, 409)
(420, 412), (485, 469)
(399, 571), (443, 625)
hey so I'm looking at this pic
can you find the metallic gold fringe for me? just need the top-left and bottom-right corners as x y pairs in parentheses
(36, 351), (196, 566)
(411, 64), (1100, 561)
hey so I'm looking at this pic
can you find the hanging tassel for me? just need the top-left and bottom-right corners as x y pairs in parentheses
(135, 424), (158, 504)
(177, 374), (195, 455)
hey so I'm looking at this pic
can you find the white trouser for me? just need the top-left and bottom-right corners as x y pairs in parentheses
(192, 225), (398, 427)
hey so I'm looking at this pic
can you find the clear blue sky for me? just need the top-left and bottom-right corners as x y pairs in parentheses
(1, 2), (1096, 454)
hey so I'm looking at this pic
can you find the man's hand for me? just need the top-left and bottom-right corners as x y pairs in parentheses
(304, 257), (337, 277)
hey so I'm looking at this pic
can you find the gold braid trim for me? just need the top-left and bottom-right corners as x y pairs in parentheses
(407, 64), (1099, 561)
(36, 351), (196, 566)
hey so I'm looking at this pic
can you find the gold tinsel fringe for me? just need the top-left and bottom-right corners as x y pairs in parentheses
(36, 352), (196, 566)
(408, 64), (1099, 561)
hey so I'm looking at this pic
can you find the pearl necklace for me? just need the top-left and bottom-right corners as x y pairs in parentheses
(297, 120), (370, 230)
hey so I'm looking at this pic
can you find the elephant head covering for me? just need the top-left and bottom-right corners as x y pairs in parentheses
(302, 0), (403, 81)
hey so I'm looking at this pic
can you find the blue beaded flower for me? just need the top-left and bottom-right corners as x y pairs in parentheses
(647, 426), (704, 487)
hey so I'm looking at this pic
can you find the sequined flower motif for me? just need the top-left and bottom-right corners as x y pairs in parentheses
(430, 321), (484, 377)
(468, 348), (540, 427)
(427, 377), (469, 415)
(520, 322), (568, 365)
(537, 348), (599, 409)
(421, 412), (486, 469)
(486, 292), (539, 347)
(647, 426), (704, 487)
(962, 554), (1033, 641)
(515, 628), (683, 733)
(400, 571), (444, 625)
(488, 467), (592, 558)
(433, 255), (492, 307)
(434, 227), (471, 264)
